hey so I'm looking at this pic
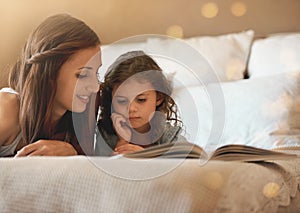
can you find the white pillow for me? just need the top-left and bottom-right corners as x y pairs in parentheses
(173, 71), (300, 150)
(147, 30), (254, 82)
(248, 33), (300, 78)
(172, 84), (212, 147)
(100, 40), (198, 89)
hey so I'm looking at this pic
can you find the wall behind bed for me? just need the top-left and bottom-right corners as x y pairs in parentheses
(1, 0), (300, 88)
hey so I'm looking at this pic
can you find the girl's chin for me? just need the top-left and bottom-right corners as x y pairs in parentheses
(132, 124), (151, 133)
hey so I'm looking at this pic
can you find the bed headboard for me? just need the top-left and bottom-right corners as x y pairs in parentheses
(1, 0), (300, 87)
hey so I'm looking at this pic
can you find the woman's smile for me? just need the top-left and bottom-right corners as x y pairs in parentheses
(76, 95), (90, 104)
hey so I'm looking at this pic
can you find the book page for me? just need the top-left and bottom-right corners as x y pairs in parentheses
(211, 144), (298, 161)
(122, 142), (298, 162)
(123, 142), (207, 159)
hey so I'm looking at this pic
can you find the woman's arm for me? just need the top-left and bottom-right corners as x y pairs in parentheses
(15, 139), (77, 156)
(0, 92), (20, 147)
(0, 92), (78, 157)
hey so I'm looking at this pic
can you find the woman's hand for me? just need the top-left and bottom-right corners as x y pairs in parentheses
(113, 143), (144, 155)
(14, 140), (77, 157)
(111, 112), (132, 142)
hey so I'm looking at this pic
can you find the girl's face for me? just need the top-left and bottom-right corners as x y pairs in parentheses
(54, 46), (101, 119)
(112, 79), (163, 133)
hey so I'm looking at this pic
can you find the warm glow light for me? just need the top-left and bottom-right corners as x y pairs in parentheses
(263, 182), (280, 198)
(226, 58), (244, 80)
(231, 2), (247, 17)
(293, 97), (300, 112)
(201, 2), (219, 19)
(166, 25), (184, 38)
(261, 93), (292, 118)
(203, 172), (223, 190)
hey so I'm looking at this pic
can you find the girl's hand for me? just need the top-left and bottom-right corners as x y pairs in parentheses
(113, 143), (144, 155)
(14, 140), (77, 157)
(111, 112), (132, 142)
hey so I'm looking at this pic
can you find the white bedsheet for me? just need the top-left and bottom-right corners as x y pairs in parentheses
(0, 156), (300, 212)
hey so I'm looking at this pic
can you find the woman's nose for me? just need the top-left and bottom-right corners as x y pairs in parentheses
(86, 72), (100, 93)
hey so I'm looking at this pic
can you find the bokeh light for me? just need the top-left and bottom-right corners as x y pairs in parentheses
(203, 171), (223, 190)
(166, 25), (184, 38)
(231, 2), (247, 17)
(263, 182), (280, 198)
(201, 2), (219, 19)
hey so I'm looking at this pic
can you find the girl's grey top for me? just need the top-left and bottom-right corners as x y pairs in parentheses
(95, 123), (186, 156)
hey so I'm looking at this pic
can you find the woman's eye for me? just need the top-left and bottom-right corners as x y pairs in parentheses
(117, 99), (128, 105)
(76, 73), (88, 79)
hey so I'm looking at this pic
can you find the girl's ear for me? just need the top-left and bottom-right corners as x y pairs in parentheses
(156, 94), (164, 106)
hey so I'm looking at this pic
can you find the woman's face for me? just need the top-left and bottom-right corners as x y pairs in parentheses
(54, 46), (101, 119)
(112, 79), (162, 133)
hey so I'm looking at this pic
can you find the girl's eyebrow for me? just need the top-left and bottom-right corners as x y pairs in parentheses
(137, 92), (150, 96)
(78, 66), (93, 70)
(114, 91), (151, 98)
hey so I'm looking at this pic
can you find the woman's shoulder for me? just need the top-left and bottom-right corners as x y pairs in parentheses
(0, 87), (18, 95)
(0, 88), (20, 111)
(0, 89), (20, 145)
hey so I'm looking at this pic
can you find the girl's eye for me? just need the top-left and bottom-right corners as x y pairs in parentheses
(137, 98), (146, 103)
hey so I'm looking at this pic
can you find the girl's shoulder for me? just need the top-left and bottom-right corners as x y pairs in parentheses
(95, 126), (118, 156)
(159, 123), (186, 144)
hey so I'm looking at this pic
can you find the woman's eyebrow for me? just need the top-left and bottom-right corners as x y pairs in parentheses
(78, 64), (102, 71)
(115, 95), (127, 98)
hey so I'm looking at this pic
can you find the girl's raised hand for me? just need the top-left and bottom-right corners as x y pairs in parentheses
(111, 112), (132, 142)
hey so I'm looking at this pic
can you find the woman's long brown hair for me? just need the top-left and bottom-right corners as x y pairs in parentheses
(8, 14), (100, 155)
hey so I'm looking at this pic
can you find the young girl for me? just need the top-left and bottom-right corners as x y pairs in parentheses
(0, 14), (101, 157)
(95, 51), (185, 156)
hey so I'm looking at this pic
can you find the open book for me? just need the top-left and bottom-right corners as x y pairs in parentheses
(122, 142), (298, 161)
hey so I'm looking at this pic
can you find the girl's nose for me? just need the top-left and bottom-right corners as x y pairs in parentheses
(128, 101), (138, 112)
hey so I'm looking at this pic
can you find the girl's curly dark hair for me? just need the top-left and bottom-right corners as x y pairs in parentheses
(98, 50), (181, 136)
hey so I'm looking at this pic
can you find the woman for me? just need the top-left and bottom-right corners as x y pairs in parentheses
(0, 14), (101, 157)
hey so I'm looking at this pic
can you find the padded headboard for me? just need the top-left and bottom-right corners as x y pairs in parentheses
(1, 0), (300, 88)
